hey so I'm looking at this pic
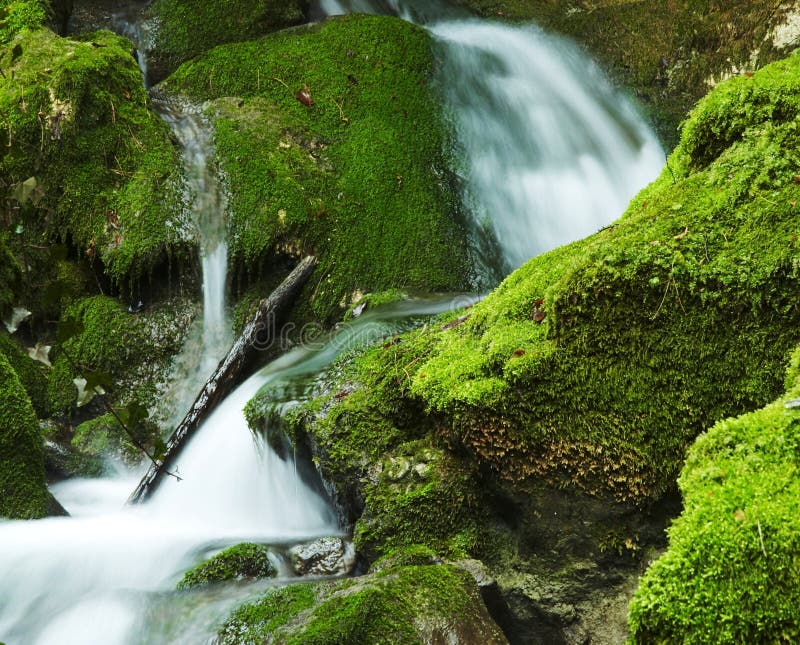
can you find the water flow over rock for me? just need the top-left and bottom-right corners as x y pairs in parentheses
(321, 0), (664, 271)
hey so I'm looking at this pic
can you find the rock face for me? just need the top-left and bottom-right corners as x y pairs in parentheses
(289, 536), (355, 577)
(454, 0), (800, 148)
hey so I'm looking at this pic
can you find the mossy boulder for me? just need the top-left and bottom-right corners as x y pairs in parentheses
(147, 0), (309, 82)
(1, 27), (190, 288)
(218, 563), (507, 644)
(628, 345), (800, 641)
(0, 352), (49, 519)
(451, 0), (800, 148)
(287, 46), (800, 571)
(47, 294), (195, 417)
(177, 543), (276, 590)
(0, 0), (48, 44)
(163, 15), (471, 323)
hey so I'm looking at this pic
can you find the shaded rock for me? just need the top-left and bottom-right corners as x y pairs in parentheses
(289, 536), (354, 577)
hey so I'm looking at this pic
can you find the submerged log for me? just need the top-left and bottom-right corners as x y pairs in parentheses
(127, 256), (317, 504)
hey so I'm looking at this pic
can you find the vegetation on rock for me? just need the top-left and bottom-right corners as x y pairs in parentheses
(628, 344), (800, 641)
(163, 15), (471, 322)
(0, 352), (49, 519)
(147, 0), (308, 80)
(218, 562), (506, 644)
(1, 27), (189, 290)
(283, 47), (800, 569)
(177, 543), (276, 590)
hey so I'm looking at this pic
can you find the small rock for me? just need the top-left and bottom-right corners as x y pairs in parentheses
(289, 537), (354, 577)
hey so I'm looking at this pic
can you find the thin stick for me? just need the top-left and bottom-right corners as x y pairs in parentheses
(757, 519), (767, 557)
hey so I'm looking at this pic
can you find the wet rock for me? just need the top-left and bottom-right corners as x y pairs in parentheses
(289, 536), (354, 577)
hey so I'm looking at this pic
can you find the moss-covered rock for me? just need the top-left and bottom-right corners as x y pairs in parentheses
(147, 0), (309, 82)
(0, 0), (48, 44)
(47, 294), (195, 417)
(0, 332), (49, 417)
(218, 563), (507, 644)
(0, 351), (49, 519)
(163, 15), (471, 323)
(282, 47), (800, 588)
(1, 27), (190, 288)
(453, 0), (799, 148)
(177, 543), (276, 590)
(628, 345), (800, 642)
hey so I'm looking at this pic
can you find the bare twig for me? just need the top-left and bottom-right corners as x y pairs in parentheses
(757, 519), (767, 557)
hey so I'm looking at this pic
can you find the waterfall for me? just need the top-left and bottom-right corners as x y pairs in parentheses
(319, 0), (664, 271)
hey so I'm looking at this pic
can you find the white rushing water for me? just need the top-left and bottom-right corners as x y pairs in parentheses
(321, 0), (664, 271)
(0, 2), (666, 642)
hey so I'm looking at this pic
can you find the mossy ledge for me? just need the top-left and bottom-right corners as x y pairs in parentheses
(146, 0), (309, 83)
(628, 344), (800, 642)
(1, 26), (191, 290)
(162, 14), (471, 323)
(217, 560), (507, 644)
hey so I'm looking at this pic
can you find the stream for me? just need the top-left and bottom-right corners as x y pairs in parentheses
(0, 1), (663, 643)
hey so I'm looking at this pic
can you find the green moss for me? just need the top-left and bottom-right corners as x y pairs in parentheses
(177, 543), (276, 590)
(0, 233), (21, 319)
(0, 352), (49, 519)
(219, 563), (505, 644)
(72, 412), (158, 465)
(0, 332), (49, 417)
(628, 345), (800, 642)
(1, 28), (189, 288)
(164, 15), (470, 322)
(47, 294), (189, 415)
(0, 0), (48, 44)
(148, 0), (308, 78)
(354, 441), (484, 560)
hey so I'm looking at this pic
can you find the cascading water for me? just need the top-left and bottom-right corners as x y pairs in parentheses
(0, 2), (667, 642)
(320, 0), (664, 271)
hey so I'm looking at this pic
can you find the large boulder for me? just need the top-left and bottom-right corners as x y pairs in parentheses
(162, 14), (472, 323)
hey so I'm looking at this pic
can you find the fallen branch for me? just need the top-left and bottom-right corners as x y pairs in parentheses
(127, 255), (317, 504)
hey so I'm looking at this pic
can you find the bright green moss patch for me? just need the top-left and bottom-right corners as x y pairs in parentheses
(1, 27), (189, 287)
(218, 563), (506, 644)
(0, 352), (49, 519)
(628, 346), (800, 642)
(164, 15), (470, 322)
(0, 0), (47, 44)
(177, 543), (276, 590)
(148, 0), (307, 79)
